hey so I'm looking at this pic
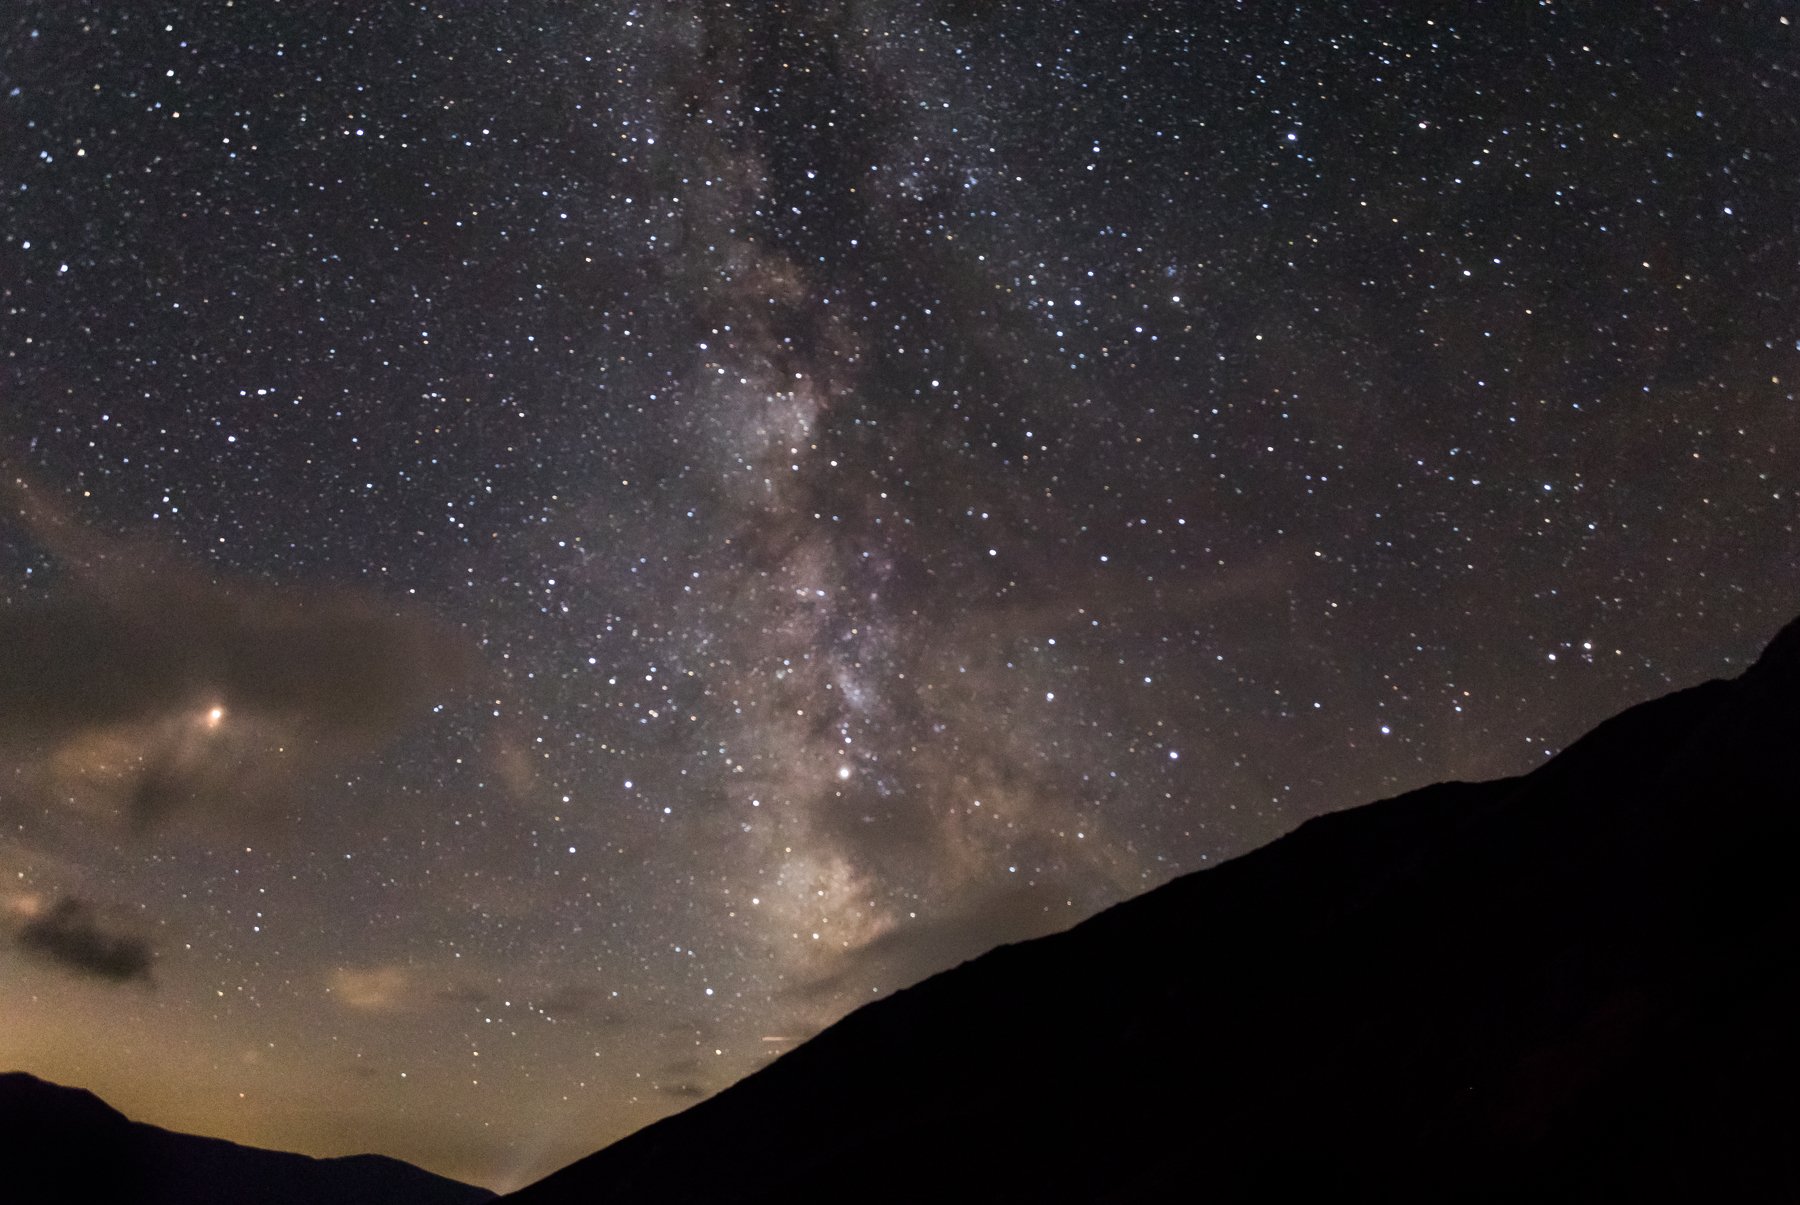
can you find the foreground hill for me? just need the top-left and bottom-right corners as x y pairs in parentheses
(0, 1072), (495, 1205)
(511, 615), (1800, 1203)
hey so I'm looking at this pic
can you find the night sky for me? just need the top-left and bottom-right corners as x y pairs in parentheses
(2, 1), (1796, 1191)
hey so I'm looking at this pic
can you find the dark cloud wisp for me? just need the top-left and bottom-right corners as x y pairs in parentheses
(14, 896), (154, 984)
(0, 479), (480, 830)
(0, 584), (472, 745)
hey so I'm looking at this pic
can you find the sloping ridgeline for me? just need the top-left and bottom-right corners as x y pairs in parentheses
(510, 613), (1800, 1203)
(0, 1073), (495, 1205)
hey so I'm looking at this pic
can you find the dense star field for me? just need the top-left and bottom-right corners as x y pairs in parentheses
(2, 1), (1796, 1190)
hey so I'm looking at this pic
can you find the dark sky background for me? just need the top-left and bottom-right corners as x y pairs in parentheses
(2, 0), (1796, 1191)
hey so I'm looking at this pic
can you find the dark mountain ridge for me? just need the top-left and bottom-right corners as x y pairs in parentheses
(509, 614), (1800, 1203)
(0, 1071), (495, 1205)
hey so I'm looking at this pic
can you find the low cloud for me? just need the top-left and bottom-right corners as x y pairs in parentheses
(0, 473), (477, 831)
(13, 895), (154, 984)
(0, 588), (467, 746)
(328, 965), (415, 1012)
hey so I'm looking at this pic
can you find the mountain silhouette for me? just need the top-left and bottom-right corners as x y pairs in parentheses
(0, 1072), (495, 1205)
(508, 614), (1800, 1203)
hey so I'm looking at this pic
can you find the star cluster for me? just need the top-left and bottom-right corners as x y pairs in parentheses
(2, 1), (1796, 1190)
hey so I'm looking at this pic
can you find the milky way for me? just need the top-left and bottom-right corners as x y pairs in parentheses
(2, 2), (1796, 1189)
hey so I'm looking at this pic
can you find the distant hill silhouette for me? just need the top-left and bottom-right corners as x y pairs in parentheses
(0, 1072), (495, 1205)
(509, 614), (1800, 1203)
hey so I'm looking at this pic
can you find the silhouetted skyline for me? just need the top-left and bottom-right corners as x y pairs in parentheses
(2, 2), (1795, 1190)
